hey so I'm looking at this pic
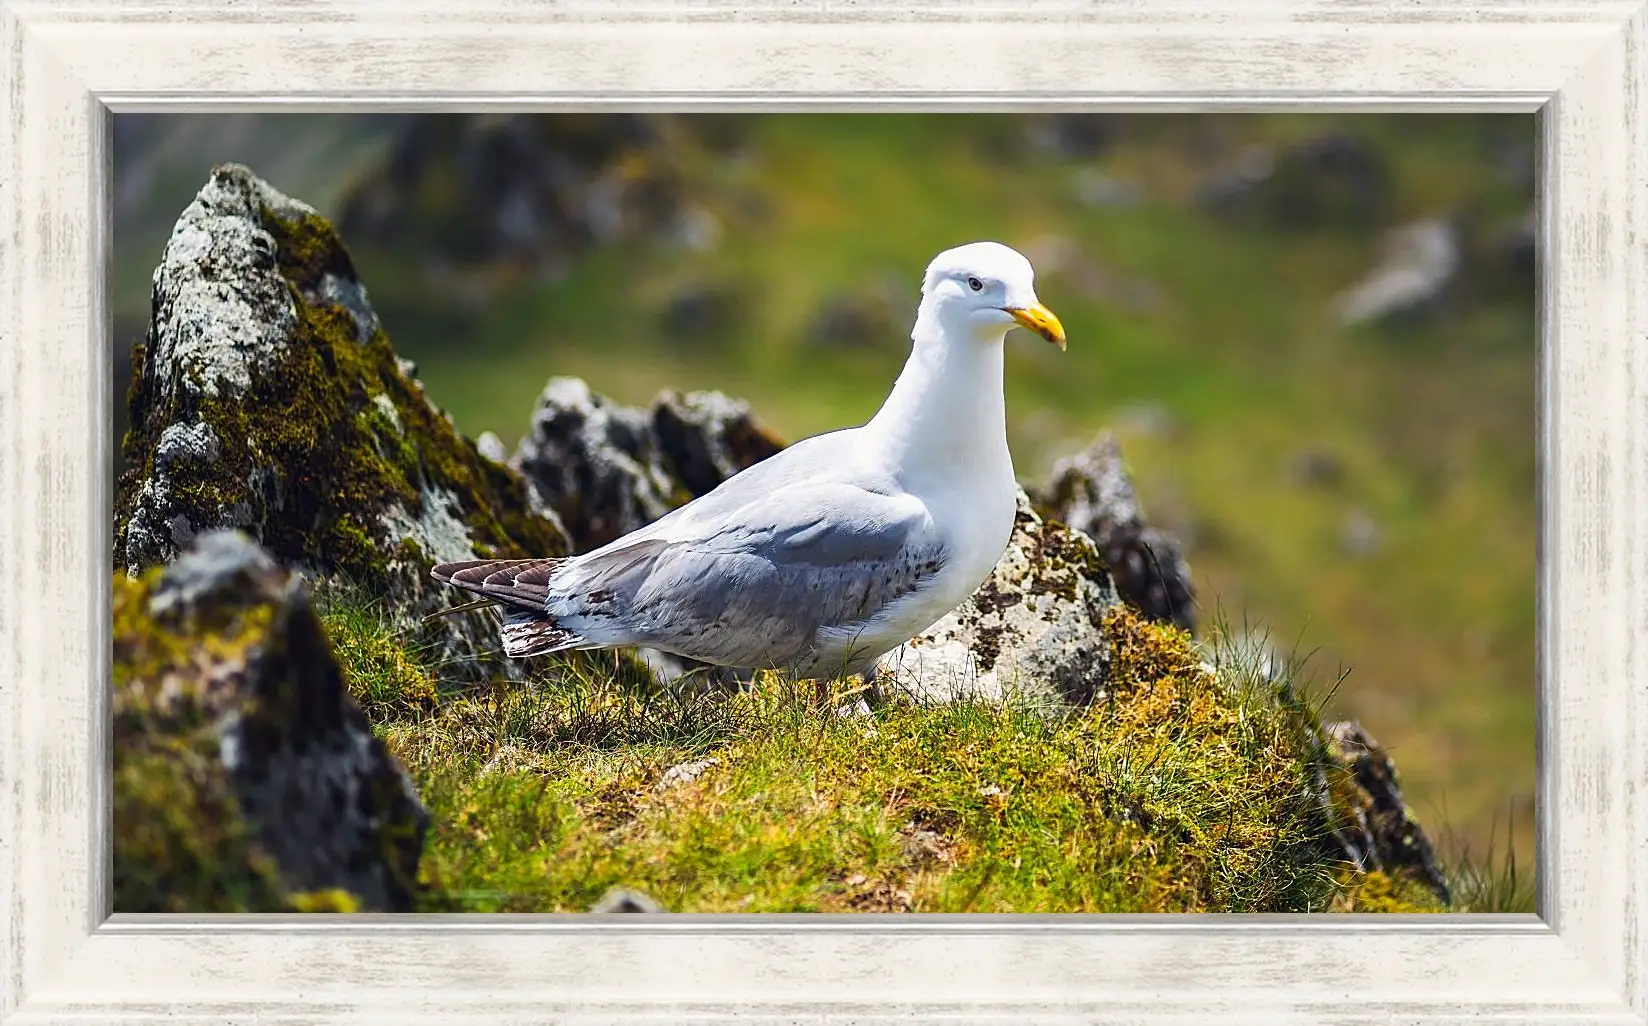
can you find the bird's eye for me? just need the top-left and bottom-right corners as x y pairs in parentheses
(967, 276), (984, 291)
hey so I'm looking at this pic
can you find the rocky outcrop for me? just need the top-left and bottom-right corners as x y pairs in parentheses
(591, 888), (666, 913)
(335, 114), (725, 280)
(114, 164), (568, 674)
(512, 376), (784, 553)
(113, 531), (427, 912)
(1333, 218), (1462, 327)
(1033, 432), (1196, 633)
(803, 278), (907, 351)
(1319, 720), (1451, 904)
(1198, 131), (1391, 231)
(879, 490), (1121, 709)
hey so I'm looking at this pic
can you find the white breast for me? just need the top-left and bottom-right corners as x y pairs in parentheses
(815, 460), (1018, 671)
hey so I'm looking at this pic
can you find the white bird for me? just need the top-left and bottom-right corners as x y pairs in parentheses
(433, 241), (1066, 680)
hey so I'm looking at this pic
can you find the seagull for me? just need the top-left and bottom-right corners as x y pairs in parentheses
(432, 241), (1066, 680)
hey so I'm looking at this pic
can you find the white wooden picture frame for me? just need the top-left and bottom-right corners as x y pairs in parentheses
(2, 1), (1643, 1022)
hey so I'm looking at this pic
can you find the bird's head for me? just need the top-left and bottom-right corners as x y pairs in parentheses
(920, 241), (1066, 350)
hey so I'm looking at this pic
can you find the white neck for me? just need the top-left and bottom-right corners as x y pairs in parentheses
(864, 303), (1012, 483)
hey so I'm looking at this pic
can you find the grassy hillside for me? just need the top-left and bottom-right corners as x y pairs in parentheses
(345, 113), (1536, 864)
(318, 590), (1451, 913)
(112, 112), (1536, 867)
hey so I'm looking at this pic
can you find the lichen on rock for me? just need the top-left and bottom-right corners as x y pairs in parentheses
(511, 376), (784, 553)
(114, 530), (428, 912)
(649, 388), (785, 499)
(879, 489), (1121, 709)
(115, 163), (568, 674)
(511, 377), (679, 551)
(1033, 431), (1196, 633)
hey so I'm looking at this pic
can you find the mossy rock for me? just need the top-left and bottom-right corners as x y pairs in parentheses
(113, 531), (427, 912)
(1317, 720), (1451, 904)
(114, 163), (568, 676)
(511, 376), (785, 553)
(1033, 430), (1196, 633)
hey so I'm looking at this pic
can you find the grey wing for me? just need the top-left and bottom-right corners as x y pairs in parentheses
(548, 480), (946, 668)
(577, 429), (857, 554)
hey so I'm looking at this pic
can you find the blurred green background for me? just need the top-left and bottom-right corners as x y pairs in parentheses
(112, 112), (1536, 865)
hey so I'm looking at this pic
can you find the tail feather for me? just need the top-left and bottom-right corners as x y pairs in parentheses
(430, 557), (566, 612)
(431, 557), (588, 658)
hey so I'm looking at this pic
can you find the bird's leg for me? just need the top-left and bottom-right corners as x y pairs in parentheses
(825, 670), (887, 715)
(858, 671), (889, 711)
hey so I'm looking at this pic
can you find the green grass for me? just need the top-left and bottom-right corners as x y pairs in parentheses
(316, 594), (1445, 914)
(334, 112), (1534, 865)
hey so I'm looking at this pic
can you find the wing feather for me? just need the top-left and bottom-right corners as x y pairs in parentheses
(551, 481), (946, 668)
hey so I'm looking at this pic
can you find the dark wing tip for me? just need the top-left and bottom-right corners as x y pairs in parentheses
(500, 611), (583, 658)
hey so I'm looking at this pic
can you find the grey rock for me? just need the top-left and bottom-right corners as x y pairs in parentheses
(802, 273), (910, 351)
(512, 377), (783, 553)
(310, 271), (380, 343)
(1033, 432), (1197, 633)
(512, 377), (678, 551)
(117, 529), (428, 912)
(878, 489), (1120, 710)
(147, 529), (278, 617)
(591, 887), (666, 913)
(671, 205), (723, 253)
(139, 169), (303, 401)
(1340, 510), (1382, 557)
(650, 388), (784, 499)
(154, 421), (221, 470)
(1334, 218), (1461, 327)
(336, 114), (690, 276)
(1073, 169), (1143, 209)
(1319, 720), (1451, 905)
(659, 279), (742, 339)
(1290, 448), (1345, 488)
(114, 164), (569, 680)
(805, 292), (901, 350)
(1199, 131), (1390, 230)
(474, 430), (509, 465)
(654, 757), (720, 793)
(1021, 113), (1116, 159)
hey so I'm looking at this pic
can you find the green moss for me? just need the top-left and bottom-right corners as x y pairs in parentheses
(115, 185), (566, 584)
(112, 572), (365, 913)
(1331, 869), (1445, 913)
(289, 889), (363, 912)
(1023, 507), (1108, 604)
(119, 569), (1443, 914)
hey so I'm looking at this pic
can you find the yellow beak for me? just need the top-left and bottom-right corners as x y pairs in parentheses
(1006, 302), (1067, 350)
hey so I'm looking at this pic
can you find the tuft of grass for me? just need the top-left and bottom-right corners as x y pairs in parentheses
(323, 595), (1376, 913)
(315, 586), (441, 720)
(1438, 810), (1536, 914)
